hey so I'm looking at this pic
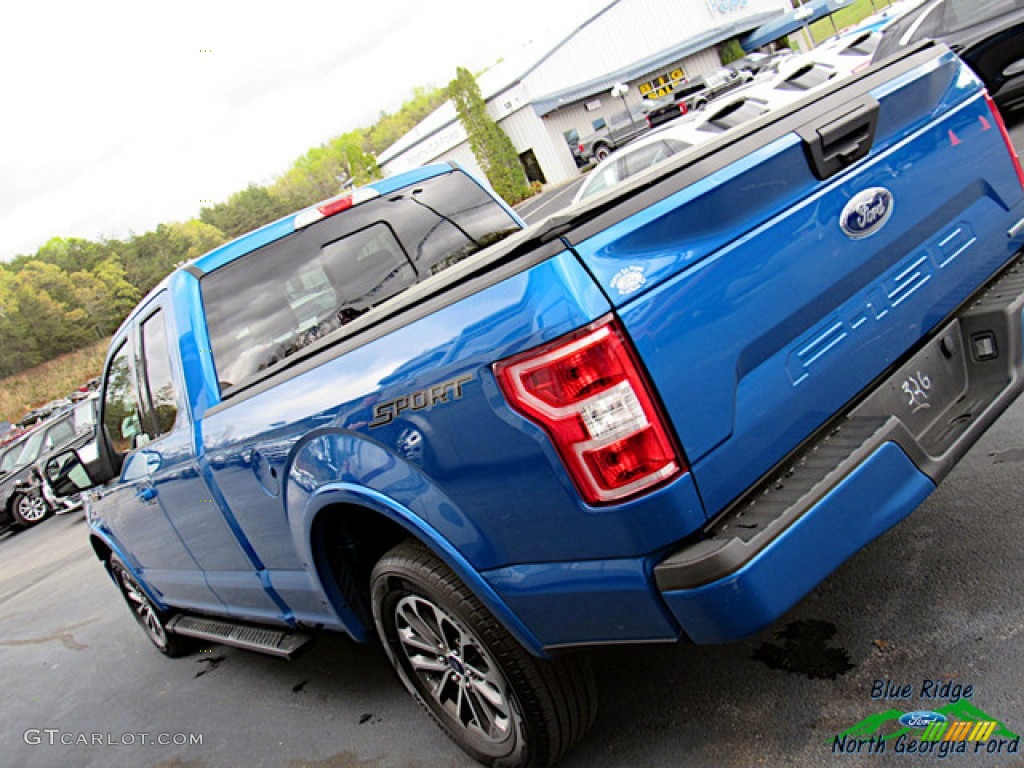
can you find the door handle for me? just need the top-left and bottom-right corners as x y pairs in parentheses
(797, 96), (880, 180)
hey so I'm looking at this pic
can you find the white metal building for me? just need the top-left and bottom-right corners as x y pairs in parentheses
(378, 0), (793, 187)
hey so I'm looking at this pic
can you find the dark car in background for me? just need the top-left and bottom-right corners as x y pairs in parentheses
(873, 0), (1024, 120)
(0, 397), (98, 530)
(641, 67), (752, 128)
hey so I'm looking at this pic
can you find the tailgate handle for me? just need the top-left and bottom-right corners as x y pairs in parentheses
(798, 96), (880, 180)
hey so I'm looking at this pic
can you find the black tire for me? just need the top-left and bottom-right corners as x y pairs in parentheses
(109, 556), (191, 657)
(10, 491), (50, 527)
(371, 541), (596, 768)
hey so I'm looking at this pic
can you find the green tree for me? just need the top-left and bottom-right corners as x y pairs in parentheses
(718, 38), (746, 65)
(16, 236), (112, 274)
(200, 185), (293, 240)
(272, 132), (380, 210)
(3, 263), (93, 366)
(119, 220), (226, 296)
(447, 67), (529, 205)
(364, 86), (448, 154)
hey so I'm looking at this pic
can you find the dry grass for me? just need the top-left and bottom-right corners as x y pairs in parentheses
(0, 340), (109, 424)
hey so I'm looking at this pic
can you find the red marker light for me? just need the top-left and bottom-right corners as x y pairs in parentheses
(318, 195), (354, 217)
(294, 188), (379, 229)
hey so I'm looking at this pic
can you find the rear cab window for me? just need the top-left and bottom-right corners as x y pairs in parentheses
(201, 171), (519, 394)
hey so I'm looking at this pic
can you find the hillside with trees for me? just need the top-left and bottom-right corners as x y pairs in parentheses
(0, 86), (447, 381)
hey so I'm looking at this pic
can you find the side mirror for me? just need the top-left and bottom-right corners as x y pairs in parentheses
(44, 449), (99, 496)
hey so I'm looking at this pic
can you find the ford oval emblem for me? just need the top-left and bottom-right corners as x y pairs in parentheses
(840, 187), (894, 239)
(898, 711), (948, 729)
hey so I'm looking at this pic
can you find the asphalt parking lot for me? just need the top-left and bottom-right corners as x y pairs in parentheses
(1, 390), (1023, 768)
(2, 121), (1023, 768)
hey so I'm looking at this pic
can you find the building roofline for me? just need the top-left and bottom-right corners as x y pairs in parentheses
(378, 3), (787, 168)
(530, 10), (783, 115)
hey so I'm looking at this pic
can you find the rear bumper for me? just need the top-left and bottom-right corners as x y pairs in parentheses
(655, 255), (1024, 643)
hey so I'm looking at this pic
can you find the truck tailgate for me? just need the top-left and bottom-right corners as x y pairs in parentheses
(563, 46), (1024, 517)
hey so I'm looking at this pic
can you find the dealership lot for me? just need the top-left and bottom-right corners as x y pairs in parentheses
(2, 121), (1023, 768)
(1, 372), (1022, 768)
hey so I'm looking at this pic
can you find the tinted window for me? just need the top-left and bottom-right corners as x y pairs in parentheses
(0, 445), (20, 472)
(13, 429), (46, 466)
(71, 399), (97, 435)
(140, 310), (179, 438)
(103, 342), (144, 455)
(44, 418), (75, 452)
(202, 171), (519, 393)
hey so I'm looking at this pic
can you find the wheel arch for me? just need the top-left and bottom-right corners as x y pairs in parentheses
(88, 530), (170, 610)
(303, 485), (546, 657)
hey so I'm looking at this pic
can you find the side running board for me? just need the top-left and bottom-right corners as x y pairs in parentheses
(167, 614), (312, 658)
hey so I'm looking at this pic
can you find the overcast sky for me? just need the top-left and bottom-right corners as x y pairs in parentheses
(0, 0), (611, 261)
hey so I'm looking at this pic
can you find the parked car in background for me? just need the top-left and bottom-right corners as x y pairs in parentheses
(17, 398), (72, 429)
(576, 109), (650, 162)
(0, 396), (98, 530)
(872, 0), (1024, 119)
(641, 67), (752, 129)
(70, 376), (101, 402)
(573, 124), (695, 203)
(726, 49), (794, 79)
(577, 66), (837, 204)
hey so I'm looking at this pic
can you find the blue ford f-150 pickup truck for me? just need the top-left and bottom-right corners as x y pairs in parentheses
(48, 43), (1024, 767)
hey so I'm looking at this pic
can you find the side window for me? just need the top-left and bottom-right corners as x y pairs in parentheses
(103, 342), (144, 455)
(44, 419), (75, 452)
(140, 309), (180, 439)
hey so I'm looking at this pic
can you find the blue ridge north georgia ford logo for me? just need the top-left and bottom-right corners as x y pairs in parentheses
(840, 187), (895, 239)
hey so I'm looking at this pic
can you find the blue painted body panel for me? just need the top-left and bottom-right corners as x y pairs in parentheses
(85, 54), (1024, 654)
(586, 56), (1024, 517)
(661, 443), (935, 643)
(482, 558), (681, 649)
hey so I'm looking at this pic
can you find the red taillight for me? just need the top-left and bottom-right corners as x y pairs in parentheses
(679, 102), (688, 116)
(645, 115), (652, 129)
(986, 92), (1024, 190)
(494, 317), (685, 505)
